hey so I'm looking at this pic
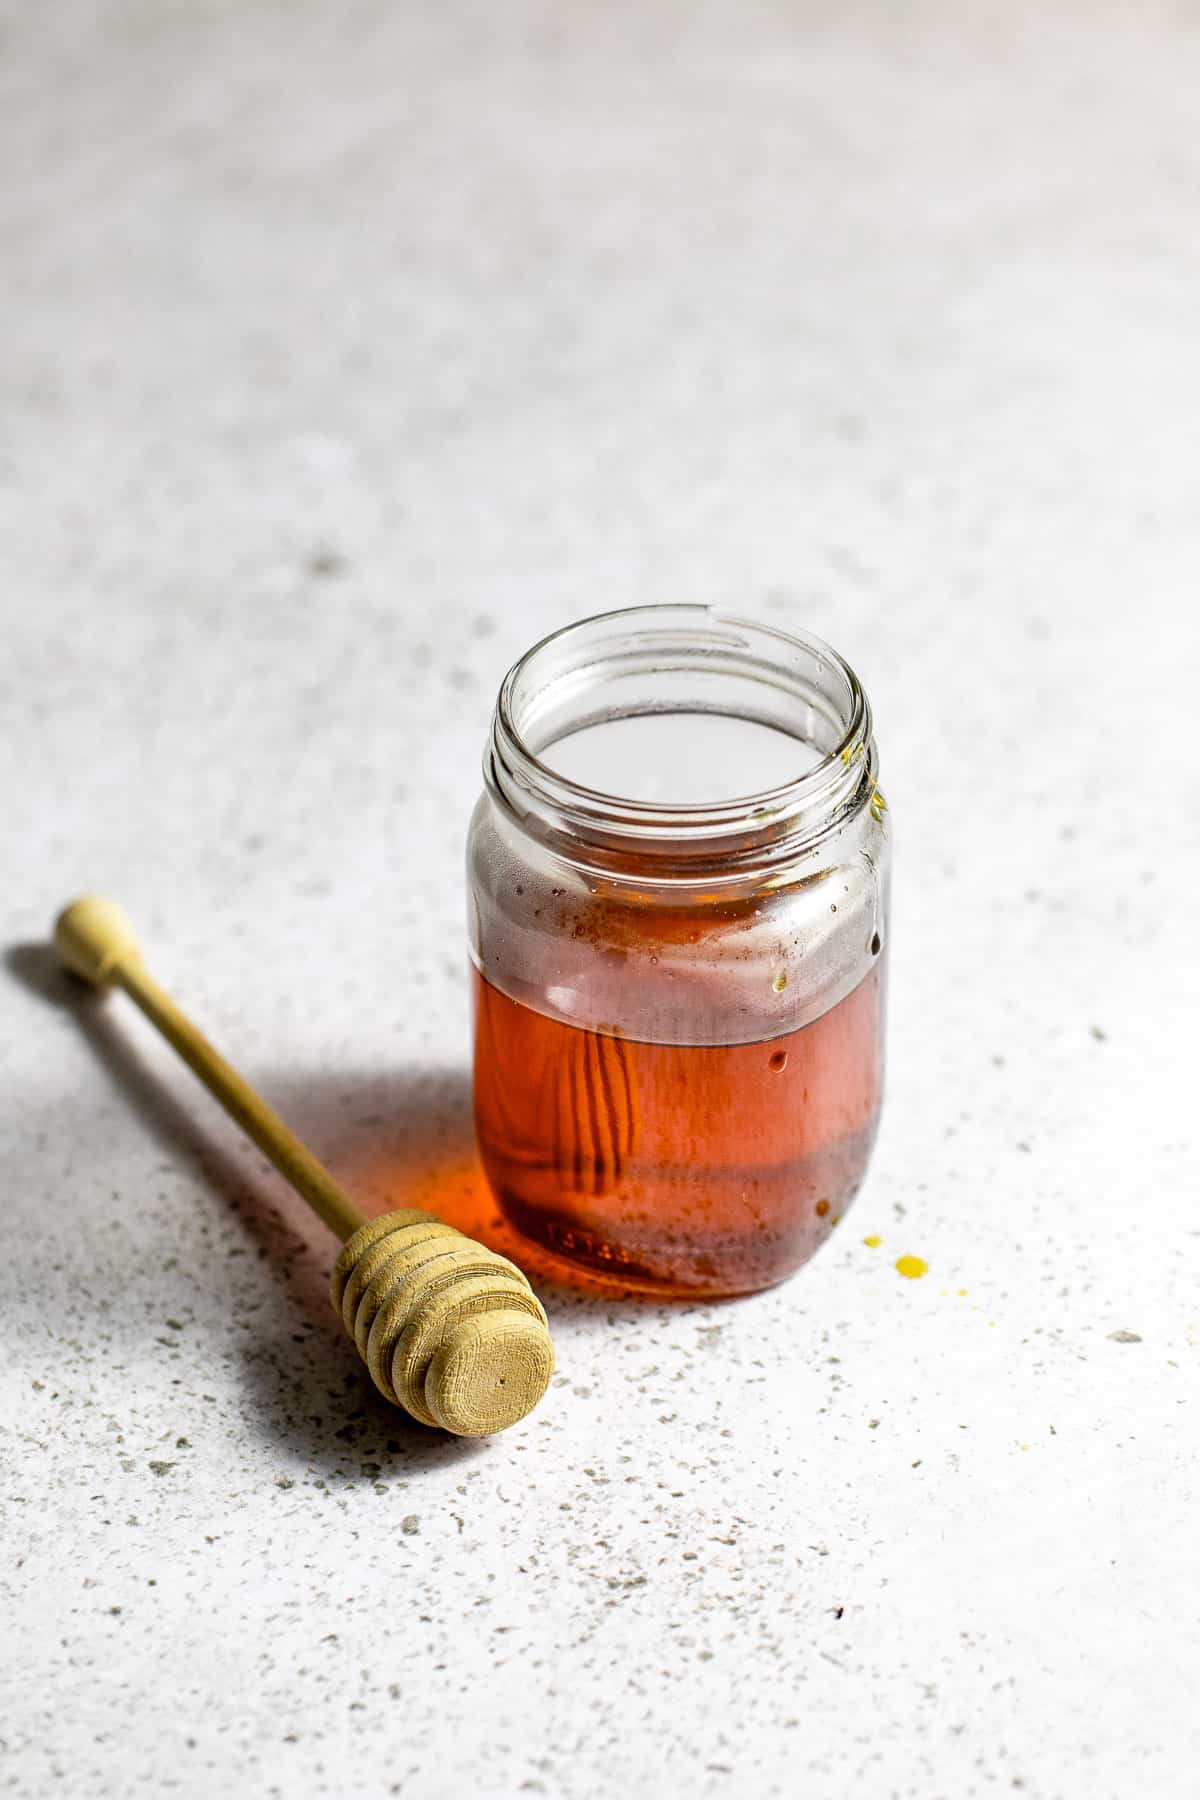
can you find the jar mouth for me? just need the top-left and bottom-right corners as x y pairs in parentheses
(487, 605), (878, 876)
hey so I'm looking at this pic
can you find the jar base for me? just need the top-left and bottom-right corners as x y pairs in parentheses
(492, 1179), (867, 1301)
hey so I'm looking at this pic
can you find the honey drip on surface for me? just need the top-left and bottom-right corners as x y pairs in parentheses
(471, 963), (884, 1298)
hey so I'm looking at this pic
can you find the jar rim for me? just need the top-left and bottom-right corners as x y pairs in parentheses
(487, 604), (879, 875)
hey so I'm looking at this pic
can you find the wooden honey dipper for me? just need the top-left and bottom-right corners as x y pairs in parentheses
(53, 896), (555, 1437)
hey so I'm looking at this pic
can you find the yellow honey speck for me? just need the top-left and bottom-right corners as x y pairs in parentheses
(815, 1199), (830, 1218)
(863, 1234), (882, 1248)
(895, 1254), (928, 1280)
(957, 1288), (969, 1296)
(1020, 1444), (1031, 1452)
(772, 971), (788, 993)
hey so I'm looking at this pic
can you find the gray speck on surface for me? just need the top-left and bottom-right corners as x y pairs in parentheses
(402, 1514), (421, 1536)
(148, 1462), (176, 1477)
(308, 547), (347, 578)
(1109, 1330), (1143, 1344)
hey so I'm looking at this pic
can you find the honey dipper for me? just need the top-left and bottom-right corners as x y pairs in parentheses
(53, 896), (555, 1437)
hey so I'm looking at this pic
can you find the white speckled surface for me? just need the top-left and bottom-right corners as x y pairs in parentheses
(3, 4), (1199, 1796)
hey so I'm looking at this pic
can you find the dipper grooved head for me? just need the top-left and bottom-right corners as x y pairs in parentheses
(331, 1212), (554, 1436)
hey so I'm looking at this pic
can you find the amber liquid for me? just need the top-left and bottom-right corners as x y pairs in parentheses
(471, 963), (884, 1296)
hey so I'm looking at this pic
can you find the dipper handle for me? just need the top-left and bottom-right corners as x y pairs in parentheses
(56, 895), (363, 1242)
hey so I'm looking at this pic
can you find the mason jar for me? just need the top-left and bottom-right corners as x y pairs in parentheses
(467, 605), (889, 1297)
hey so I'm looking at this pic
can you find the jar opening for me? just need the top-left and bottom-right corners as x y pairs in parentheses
(487, 605), (878, 877)
(543, 711), (827, 806)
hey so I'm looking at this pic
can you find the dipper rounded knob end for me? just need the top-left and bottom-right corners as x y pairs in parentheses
(55, 896), (143, 987)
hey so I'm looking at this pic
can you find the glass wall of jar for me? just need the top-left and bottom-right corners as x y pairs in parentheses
(467, 606), (889, 1297)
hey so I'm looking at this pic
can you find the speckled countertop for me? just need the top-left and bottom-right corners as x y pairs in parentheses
(3, 4), (1199, 1796)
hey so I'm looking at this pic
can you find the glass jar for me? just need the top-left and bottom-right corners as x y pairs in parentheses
(467, 605), (889, 1297)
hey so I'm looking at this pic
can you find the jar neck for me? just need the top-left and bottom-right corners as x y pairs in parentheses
(485, 606), (879, 884)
